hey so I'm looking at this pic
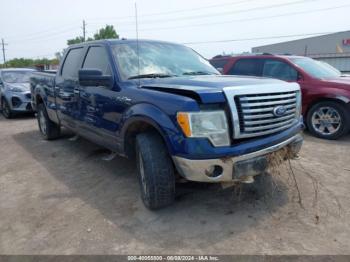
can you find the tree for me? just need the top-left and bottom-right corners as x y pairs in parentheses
(66, 24), (119, 46)
(94, 25), (119, 40)
(67, 36), (85, 46)
(0, 57), (59, 68)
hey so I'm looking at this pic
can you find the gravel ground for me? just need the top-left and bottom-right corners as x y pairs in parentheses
(0, 114), (349, 255)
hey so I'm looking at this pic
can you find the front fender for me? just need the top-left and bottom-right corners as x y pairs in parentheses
(119, 103), (184, 155)
(303, 87), (350, 115)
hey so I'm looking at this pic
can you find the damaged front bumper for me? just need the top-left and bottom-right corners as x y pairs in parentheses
(172, 133), (303, 183)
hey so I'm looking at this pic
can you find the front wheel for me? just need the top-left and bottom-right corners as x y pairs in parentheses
(136, 132), (175, 210)
(306, 101), (349, 140)
(37, 103), (61, 140)
(1, 99), (13, 119)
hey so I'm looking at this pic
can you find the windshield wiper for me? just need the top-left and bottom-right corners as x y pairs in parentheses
(182, 71), (218, 76)
(128, 73), (176, 80)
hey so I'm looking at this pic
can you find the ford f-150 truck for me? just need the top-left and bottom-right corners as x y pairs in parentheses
(31, 39), (303, 209)
(210, 54), (350, 139)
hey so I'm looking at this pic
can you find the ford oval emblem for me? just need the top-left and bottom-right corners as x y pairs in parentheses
(273, 106), (287, 117)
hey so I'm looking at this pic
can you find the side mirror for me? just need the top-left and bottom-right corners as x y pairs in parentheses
(78, 69), (113, 88)
(217, 67), (224, 74)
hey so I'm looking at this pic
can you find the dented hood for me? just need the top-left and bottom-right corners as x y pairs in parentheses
(140, 75), (283, 103)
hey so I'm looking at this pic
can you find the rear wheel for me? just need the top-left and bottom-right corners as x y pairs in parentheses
(37, 103), (61, 140)
(136, 132), (175, 210)
(306, 101), (349, 140)
(1, 99), (13, 119)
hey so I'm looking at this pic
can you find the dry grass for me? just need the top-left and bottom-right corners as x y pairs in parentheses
(231, 147), (343, 224)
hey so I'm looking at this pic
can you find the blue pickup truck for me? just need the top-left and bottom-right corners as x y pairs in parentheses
(31, 39), (303, 209)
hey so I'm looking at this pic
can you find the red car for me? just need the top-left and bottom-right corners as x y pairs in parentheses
(210, 54), (350, 139)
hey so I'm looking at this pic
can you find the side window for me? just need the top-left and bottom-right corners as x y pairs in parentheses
(83, 46), (111, 75)
(262, 59), (298, 81)
(229, 59), (261, 76)
(61, 48), (83, 78)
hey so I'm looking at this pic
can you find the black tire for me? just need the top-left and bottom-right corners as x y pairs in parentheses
(1, 98), (13, 119)
(37, 103), (61, 140)
(306, 101), (349, 140)
(136, 132), (175, 210)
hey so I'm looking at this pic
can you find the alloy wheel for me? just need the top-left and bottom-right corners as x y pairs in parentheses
(311, 106), (341, 136)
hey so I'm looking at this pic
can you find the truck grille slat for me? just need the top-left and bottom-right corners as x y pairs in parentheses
(239, 93), (296, 102)
(243, 109), (296, 119)
(234, 91), (299, 138)
(244, 118), (295, 132)
(242, 122), (296, 137)
(240, 98), (296, 108)
(242, 103), (296, 113)
(244, 114), (296, 125)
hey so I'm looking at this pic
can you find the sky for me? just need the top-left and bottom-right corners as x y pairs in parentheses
(0, 0), (350, 61)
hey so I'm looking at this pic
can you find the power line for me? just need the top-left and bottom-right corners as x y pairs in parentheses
(90, 0), (319, 26)
(4, 0), (257, 41)
(133, 3), (350, 33)
(88, 0), (258, 22)
(5, 23), (81, 41)
(183, 32), (335, 45)
(5, 0), (322, 44)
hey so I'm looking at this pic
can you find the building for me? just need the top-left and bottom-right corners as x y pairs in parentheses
(252, 31), (350, 73)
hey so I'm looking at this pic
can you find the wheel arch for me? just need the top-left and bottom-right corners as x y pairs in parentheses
(119, 103), (183, 159)
(121, 116), (172, 159)
(305, 96), (350, 121)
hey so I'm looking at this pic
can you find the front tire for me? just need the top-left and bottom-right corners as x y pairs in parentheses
(136, 132), (175, 210)
(1, 99), (13, 119)
(37, 103), (61, 140)
(306, 101), (349, 140)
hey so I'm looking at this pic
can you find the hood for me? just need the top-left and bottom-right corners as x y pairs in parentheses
(140, 75), (283, 103)
(4, 82), (30, 92)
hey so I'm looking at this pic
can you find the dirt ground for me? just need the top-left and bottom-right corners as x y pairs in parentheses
(0, 114), (350, 255)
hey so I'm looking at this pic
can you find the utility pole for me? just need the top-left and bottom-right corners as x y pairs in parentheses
(82, 20), (86, 42)
(1, 38), (7, 66)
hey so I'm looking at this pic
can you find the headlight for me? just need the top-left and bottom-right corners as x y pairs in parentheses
(177, 110), (230, 147)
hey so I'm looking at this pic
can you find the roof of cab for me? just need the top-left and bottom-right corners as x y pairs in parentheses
(68, 38), (184, 48)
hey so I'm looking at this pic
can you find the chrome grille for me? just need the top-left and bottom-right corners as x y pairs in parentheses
(235, 91), (298, 138)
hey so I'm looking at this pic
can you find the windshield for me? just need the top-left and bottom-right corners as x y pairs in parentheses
(1, 71), (32, 83)
(291, 58), (341, 79)
(318, 61), (342, 75)
(111, 42), (219, 80)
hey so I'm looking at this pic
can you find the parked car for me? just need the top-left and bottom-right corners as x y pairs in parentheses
(210, 54), (350, 139)
(0, 68), (36, 118)
(31, 39), (303, 209)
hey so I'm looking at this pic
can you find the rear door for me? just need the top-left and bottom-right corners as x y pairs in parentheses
(55, 47), (84, 129)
